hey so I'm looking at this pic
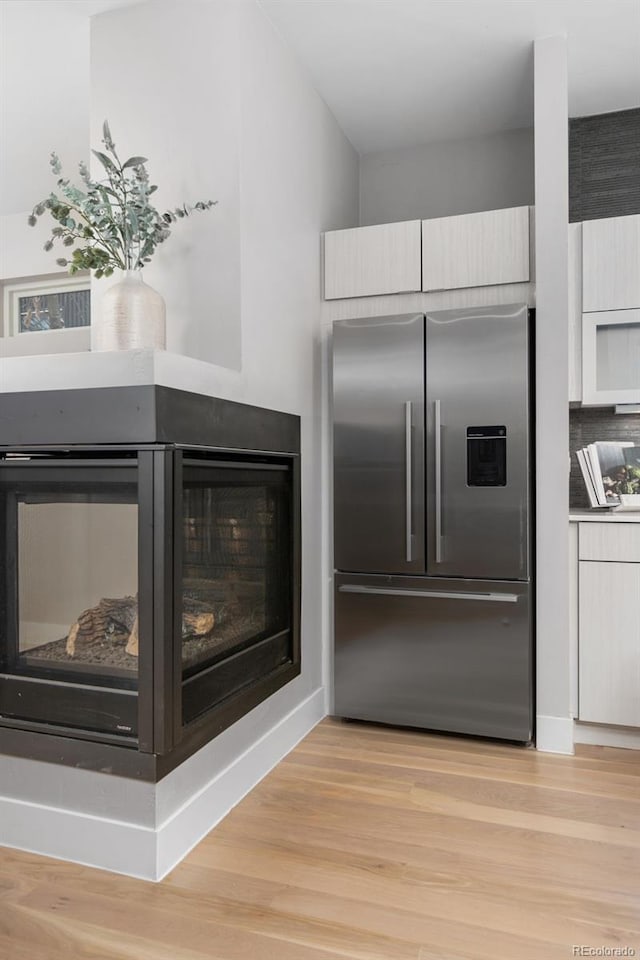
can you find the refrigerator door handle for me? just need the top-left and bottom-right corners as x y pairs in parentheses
(405, 401), (413, 562)
(337, 585), (519, 603)
(434, 399), (443, 563)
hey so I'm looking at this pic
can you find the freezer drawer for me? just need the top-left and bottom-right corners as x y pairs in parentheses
(334, 574), (533, 742)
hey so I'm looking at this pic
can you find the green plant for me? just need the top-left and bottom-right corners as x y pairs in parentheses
(29, 121), (216, 279)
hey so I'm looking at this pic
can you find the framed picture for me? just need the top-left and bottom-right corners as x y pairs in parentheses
(0, 274), (91, 357)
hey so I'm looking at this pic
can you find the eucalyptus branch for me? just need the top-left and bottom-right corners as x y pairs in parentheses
(45, 192), (127, 271)
(29, 120), (217, 278)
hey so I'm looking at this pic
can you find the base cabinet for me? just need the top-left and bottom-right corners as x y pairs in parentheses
(577, 526), (640, 727)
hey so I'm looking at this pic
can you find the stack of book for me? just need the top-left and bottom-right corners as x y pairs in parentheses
(576, 441), (640, 509)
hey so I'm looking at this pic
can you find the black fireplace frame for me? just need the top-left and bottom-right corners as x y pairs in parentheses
(0, 386), (301, 781)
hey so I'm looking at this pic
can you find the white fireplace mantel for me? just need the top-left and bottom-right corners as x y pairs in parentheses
(0, 349), (245, 404)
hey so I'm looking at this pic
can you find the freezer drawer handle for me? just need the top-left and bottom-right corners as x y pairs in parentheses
(434, 399), (443, 563)
(405, 400), (413, 562)
(338, 585), (519, 603)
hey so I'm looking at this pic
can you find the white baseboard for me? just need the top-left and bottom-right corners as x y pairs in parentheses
(155, 686), (325, 880)
(574, 721), (640, 750)
(535, 715), (575, 754)
(0, 687), (326, 881)
(0, 794), (157, 880)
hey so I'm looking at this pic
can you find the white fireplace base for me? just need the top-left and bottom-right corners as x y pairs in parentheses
(0, 349), (324, 879)
(0, 687), (324, 881)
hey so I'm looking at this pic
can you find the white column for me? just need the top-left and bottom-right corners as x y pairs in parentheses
(534, 36), (573, 754)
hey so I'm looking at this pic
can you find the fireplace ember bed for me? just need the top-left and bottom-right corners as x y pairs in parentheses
(0, 386), (300, 780)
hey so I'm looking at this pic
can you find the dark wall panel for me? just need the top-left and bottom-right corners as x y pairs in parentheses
(569, 108), (640, 222)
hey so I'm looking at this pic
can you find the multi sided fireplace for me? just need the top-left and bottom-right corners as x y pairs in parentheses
(0, 386), (300, 779)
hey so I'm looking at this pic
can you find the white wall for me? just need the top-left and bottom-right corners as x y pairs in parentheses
(533, 37), (572, 755)
(359, 127), (534, 226)
(0, 213), (64, 282)
(0, 0), (358, 879)
(90, 0), (243, 369)
(0, 1), (90, 217)
(0, 0), (90, 348)
(153, 0), (359, 849)
(0, 2), (91, 338)
(90, 0), (357, 678)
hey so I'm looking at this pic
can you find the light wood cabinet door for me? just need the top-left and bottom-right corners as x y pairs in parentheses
(323, 221), (421, 300)
(421, 206), (530, 292)
(579, 521), (640, 563)
(582, 214), (640, 313)
(578, 559), (640, 726)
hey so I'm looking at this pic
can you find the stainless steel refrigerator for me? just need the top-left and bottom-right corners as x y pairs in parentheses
(332, 304), (533, 742)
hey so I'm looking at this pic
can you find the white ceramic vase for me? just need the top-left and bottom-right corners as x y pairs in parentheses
(94, 269), (166, 352)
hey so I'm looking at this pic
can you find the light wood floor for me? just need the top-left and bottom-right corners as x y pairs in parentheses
(1, 719), (639, 960)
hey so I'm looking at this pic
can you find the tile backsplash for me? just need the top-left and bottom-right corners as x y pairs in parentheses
(569, 407), (640, 508)
(569, 108), (640, 222)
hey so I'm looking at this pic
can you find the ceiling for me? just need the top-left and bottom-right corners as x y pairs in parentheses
(1, 0), (639, 216)
(259, 0), (640, 154)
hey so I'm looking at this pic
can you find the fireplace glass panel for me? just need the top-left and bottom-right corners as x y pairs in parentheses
(13, 489), (139, 688)
(181, 460), (292, 723)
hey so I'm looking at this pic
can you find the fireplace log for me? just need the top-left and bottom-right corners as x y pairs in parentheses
(66, 596), (138, 657)
(125, 610), (216, 657)
(66, 595), (216, 658)
(125, 615), (140, 657)
(66, 621), (81, 656)
(184, 611), (216, 637)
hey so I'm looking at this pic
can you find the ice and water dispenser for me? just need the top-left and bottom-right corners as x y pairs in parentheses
(466, 426), (507, 487)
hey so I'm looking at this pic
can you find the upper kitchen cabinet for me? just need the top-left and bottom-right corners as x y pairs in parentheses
(582, 308), (640, 406)
(582, 214), (640, 313)
(577, 213), (640, 406)
(323, 207), (531, 300)
(323, 220), (422, 300)
(421, 206), (530, 292)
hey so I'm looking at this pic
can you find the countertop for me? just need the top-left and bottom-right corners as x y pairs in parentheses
(570, 509), (640, 523)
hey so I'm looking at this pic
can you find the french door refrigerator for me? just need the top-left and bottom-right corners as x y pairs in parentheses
(332, 304), (533, 742)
